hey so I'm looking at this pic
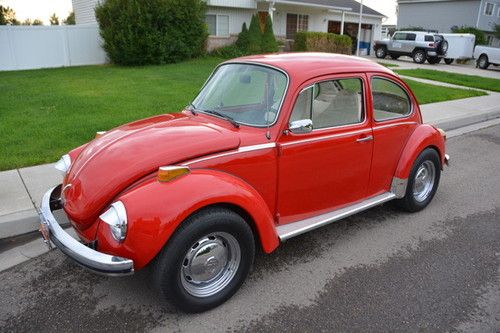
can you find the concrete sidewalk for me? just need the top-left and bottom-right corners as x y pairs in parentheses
(1, 92), (500, 240)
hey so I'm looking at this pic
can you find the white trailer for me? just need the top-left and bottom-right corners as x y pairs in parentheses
(440, 33), (475, 64)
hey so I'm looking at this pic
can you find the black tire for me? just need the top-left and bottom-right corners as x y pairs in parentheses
(444, 58), (453, 65)
(396, 148), (441, 213)
(375, 46), (387, 59)
(153, 207), (255, 313)
(390, 54), (400, 60)
(412, 49), (426, 64)
(478, 54), (490, 69)
(437, 40), (448, 55)
(427, 56), (441, 64)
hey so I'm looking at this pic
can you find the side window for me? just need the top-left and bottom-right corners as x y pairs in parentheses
(406, 33), (416, 41)
(424, 35), (434, 42)
(371, 77), (412, 121)
(393, 33), (405, 40)
(289, 78), (364, 128)
(290, 86), (313, 123)
(312, 78), (364, 128)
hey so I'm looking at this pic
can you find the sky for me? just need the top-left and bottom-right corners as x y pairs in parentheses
(0, 0), (398, 26)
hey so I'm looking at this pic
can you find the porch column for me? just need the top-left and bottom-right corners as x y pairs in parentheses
(268, 1), (275, 21)
(340, 11), (345, 35)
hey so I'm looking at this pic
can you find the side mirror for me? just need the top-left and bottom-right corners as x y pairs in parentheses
(289, 119), (313, 134)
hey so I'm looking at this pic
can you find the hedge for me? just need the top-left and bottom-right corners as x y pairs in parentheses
(294, 32), (352, 54)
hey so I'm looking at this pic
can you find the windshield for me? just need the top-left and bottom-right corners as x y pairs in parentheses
(192, 63), (288, 127)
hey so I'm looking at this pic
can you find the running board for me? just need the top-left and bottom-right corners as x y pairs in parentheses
(276, 192), (397, 241)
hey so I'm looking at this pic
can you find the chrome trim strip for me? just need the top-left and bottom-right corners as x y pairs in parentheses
(391, 177), (408, 198)
(184, 143), (277, 165)
(373, 121), (417, 130)
(39, 185), (134, 276)
(277, 192), (396, 241)
(281, 128), (371, 147)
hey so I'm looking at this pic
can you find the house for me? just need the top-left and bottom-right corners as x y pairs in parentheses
(397, 0), (500, 46)
(72, 0), (385, 53)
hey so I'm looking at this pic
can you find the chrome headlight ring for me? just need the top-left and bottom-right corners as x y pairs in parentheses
(100, 201), (128, 242)
(54, 154), (71, 175)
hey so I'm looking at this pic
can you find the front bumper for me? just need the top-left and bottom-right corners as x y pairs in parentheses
(38, 185), (134, 276)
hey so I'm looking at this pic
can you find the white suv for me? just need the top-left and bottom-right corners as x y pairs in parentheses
(374, 31), (449, 64)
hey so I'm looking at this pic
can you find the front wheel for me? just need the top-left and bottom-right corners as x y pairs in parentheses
(375, 47), (387, 59)
(153, 207), (255, 313)
(412, 49), (426, 64)
(396, 148), (441, 212)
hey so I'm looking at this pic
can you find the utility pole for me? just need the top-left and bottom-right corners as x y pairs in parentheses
(356, 0), (363, 56)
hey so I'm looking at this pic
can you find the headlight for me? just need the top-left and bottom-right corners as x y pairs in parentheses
(99, 201), (128, 242)
(54, 154), (71, 175)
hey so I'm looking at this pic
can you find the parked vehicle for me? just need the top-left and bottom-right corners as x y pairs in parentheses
(39, 53), (449, 313)
(439, 33), (475, 64)
(474, 45), (500, 69)
(374, 31), (448, 64)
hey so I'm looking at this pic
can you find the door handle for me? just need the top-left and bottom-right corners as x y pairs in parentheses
(356, 135), (373, 143)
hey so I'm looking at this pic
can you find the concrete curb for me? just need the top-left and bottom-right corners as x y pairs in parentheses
(433, 109), (500, 131)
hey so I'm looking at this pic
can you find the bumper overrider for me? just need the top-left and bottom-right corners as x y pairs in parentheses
(38, 184), (134, 276)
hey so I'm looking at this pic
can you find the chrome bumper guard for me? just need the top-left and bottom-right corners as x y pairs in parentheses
(445, 154), (450, 166)
(39, 185), (134, 276)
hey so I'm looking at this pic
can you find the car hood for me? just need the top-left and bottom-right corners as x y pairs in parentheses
(63, 113), (240, 229)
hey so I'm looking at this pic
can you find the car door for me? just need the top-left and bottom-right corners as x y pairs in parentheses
(277, 75), (373, 225)
(404, 33), (417, 53)
(389, 32), (406, 53)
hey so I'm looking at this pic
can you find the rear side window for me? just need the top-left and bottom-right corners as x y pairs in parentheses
(406, 33), (416, 41)
(371, 77), (411, 121)
(424, 35), (434, 42)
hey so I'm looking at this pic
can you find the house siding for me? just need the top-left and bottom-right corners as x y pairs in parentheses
(476, 0), (500, 32)
(72, 0), (99, 25)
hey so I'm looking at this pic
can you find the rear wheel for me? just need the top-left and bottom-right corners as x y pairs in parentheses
(375, 47), (387, 59)
(396, 148), (441, 212)
(444, 58), (453, 64)
(412, 49), (426, 64)
(153, 207), (255, 313)
(478, 54), (490, 69)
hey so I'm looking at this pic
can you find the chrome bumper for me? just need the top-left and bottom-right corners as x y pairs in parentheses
(445, 154), (450, 166)
(39, 185), (134, 276)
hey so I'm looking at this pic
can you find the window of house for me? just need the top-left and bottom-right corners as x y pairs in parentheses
(205, 14), (229, 37)
(290, 78), (364, 129)
(484, 2), (494, 16)
(286, 13), (309, 39)
(486, 35), (494, 45)
(497, 6), (500, 16)
(371, 77), (411, 121)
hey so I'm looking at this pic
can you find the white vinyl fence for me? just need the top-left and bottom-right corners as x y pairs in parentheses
(0, 25), (107, 71)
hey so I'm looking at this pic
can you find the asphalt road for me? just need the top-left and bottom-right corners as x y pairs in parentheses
(1, 125), (499, 332)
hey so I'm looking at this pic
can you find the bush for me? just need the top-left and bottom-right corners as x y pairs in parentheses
(95, 0), (208, 65)
(294, 31), (352, 54)
(261, 15), (278, 52)
(210, 44), (247, 59)
(236, 22), (249, 50)
(451, 26), (486, 46)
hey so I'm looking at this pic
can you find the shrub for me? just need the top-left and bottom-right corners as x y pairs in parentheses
(95, 0), (208, 65)
(294, 31), (352, 54)
(451, 26), (486, 46)
(236, 22), (250, 50)
(210, 44), (247, 59)
(247, 14), (262, 54)
(261, 15), (278, 53)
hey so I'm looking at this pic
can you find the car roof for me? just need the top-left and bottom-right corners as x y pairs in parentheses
(226, 52), (394, 80)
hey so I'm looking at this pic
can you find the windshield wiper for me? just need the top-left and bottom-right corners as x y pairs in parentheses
(186, 103), (197, 115)
(203, 109), (240, 128)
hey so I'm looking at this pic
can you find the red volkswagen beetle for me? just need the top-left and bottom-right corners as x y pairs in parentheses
(39, 53), (448, 312)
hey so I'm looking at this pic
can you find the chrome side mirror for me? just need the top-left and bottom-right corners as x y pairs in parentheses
(289, 119), (313, 134)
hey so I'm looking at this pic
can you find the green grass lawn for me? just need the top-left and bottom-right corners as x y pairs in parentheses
(0, 57), (487, 171)
(396, 68), (500, 92)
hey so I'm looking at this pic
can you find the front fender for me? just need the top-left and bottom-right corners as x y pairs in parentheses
(394, 124), (446, 180)
(96, 169), (279, 270)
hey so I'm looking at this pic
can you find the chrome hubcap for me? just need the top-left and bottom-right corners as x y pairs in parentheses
(413, 161), (436, 202)
(377, 49), (384, 57)
(415, 53), (423, 62)
(180, 232), (241, 297)
(480, 57), (486, 66)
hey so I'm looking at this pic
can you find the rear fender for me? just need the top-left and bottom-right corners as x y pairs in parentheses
(394, 124), (445, 181)
(96, 169), (279, 270)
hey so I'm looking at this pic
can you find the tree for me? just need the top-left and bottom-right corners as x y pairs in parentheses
(95, 0), (208, 65)
(494, 24), (500, 39)
(451, 25), (486, 45)
(0, 5), (18, 25)
(49, 13), (59, 25)
(32, 19), (43, 25)
(261, 15), (278, 53)
(235, 22), (250, 50)
(247, 14), (262, 54)
(22, 18), (32, 25)
(63, 11), (75, 25)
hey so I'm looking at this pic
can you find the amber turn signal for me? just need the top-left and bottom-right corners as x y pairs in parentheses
(157, 166), (190, 182)
(95, 131), (106, 139)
